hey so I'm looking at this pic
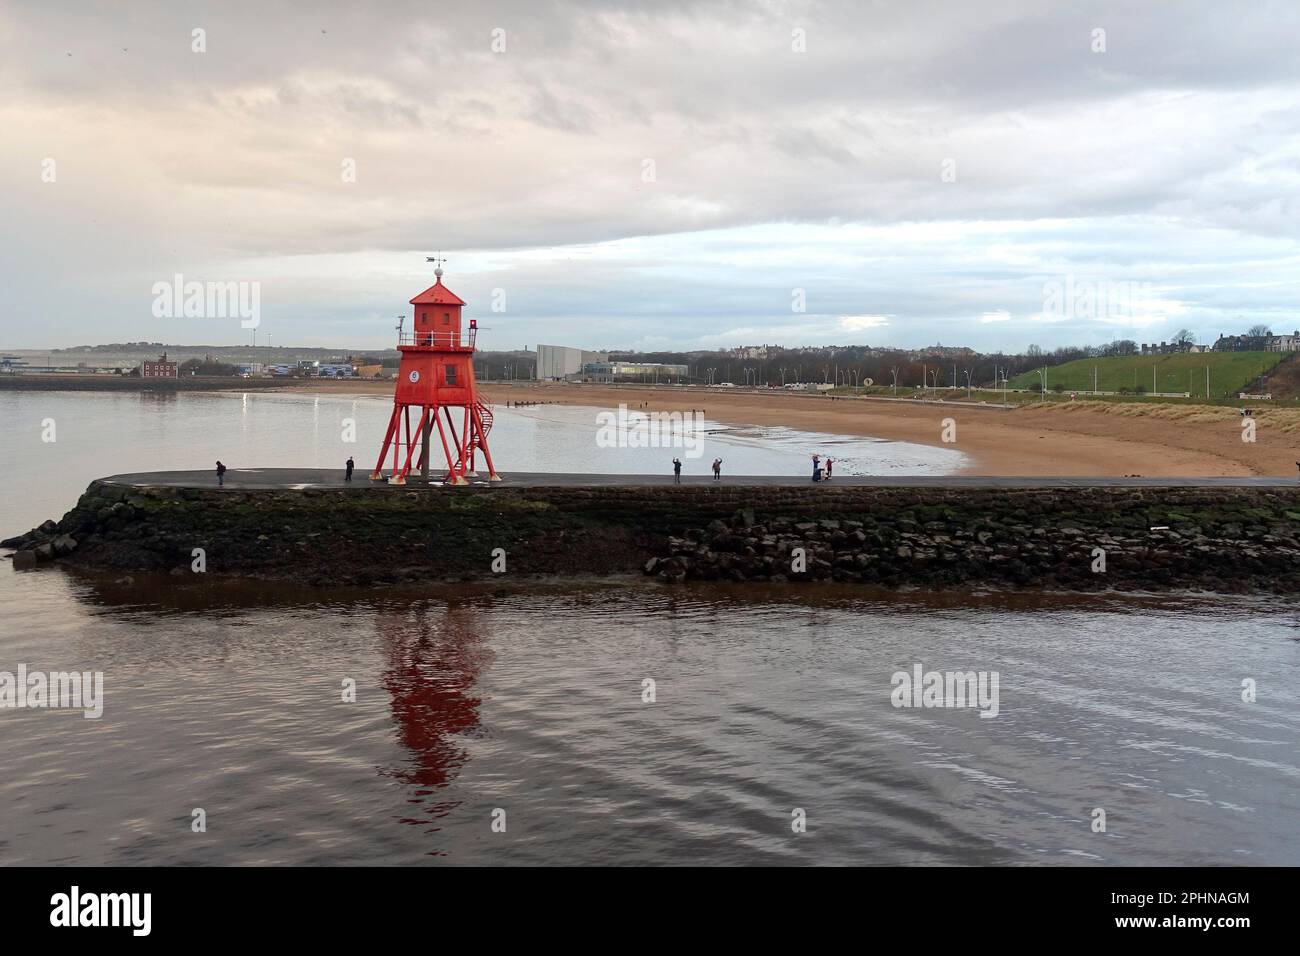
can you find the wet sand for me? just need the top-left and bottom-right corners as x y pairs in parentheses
(287, 379), (1297, 477)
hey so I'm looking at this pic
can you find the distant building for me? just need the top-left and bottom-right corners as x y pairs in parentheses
(910, 345), (977, 360)
(139, 352), (178, 378)
(581, 361), (688, 382)
(1269, 330), (1300, 352)
(1139, 341), (1196, 355)
(537, 344), (608, 380)
(317, 363), (355, 378)
(728, 345), (771, 359)
(0, 355), (28, 374)
(1212, 331), (1300, 352)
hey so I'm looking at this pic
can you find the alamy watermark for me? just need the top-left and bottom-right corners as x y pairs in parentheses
(596, 404), (705, 458)
(1, 664), (104, 718)
(50, 886), (150, 936)
(1042, 275), (1157, 321)
(891, 663), (1000, 718)
(151, 274), (261, 328)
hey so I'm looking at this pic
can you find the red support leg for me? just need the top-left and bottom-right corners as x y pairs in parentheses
(371, 407), (400, 479)
(466, 410), (477, 476)
(392, 406), (404, 474)
(443, 407), (468, 484)
(393, 406), (429, 485)
(461, 405), (475, 477)
(433, 408), (461, 484)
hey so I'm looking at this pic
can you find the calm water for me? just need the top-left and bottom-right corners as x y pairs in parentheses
(1, 391), (1298, 865)
(0, 389), (964, 498)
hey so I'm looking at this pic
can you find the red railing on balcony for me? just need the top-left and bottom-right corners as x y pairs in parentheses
(396, 327), (477, 350)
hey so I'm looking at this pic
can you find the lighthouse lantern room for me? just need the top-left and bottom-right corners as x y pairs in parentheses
(370, 258), (499, 485)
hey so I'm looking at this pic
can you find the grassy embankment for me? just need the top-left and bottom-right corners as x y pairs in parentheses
(1007, 352), (1282, 400)
(828, 352), (1298, 412)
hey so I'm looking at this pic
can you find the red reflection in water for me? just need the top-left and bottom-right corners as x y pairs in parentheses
(378, 601), (494, 835)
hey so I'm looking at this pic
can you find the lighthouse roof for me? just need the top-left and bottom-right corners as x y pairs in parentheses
(410, 277), (466, 307)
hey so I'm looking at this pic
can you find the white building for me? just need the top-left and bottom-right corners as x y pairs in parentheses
(537, 344), (608, 380)
(1268, 330), (1300, 352)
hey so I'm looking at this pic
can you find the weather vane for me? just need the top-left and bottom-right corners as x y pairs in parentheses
(426, 252), (446, 276)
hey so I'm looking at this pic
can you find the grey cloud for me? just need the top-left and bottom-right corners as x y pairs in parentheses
(2, 0), (1300, 349)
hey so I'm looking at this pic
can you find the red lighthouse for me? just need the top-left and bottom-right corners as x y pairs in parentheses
(370, 258), (499, 485)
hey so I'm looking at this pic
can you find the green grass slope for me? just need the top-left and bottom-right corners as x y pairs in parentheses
(1008, 351), (1282, 399)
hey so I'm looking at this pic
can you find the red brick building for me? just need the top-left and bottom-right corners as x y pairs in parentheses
(140, 352), (179, 378)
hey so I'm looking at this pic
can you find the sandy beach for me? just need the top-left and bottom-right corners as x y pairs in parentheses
(287, 379), (1299, 477)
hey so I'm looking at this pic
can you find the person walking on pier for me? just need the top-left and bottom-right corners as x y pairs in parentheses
(216, 461), (227, 487)
(672, 457), (682, 484)
(712, 458), (722, 481)
(345, 457), (355, 482)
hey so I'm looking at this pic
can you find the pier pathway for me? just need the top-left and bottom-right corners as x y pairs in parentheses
(100, 469), (1300, 490)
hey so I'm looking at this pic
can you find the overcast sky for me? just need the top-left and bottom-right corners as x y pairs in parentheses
(3, 0), (1299, 352)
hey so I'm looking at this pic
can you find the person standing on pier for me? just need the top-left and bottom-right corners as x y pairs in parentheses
(811, 454), (822, 482)
(345, 457), (354, 482)
(672, 457), (682, 484)
(216, 461), (227, 487)
(825, 457), (833, 480)
(712, 458), (722, 481)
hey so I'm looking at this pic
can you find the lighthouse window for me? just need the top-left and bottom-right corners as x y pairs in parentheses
(442, 312), (450, 325)
(444, 365), (457, 384)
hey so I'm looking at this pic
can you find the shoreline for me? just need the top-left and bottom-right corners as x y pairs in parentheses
(5, 374), (1295, 477)
(0, 374), (286, 393)
(295, 379), (1293, 477)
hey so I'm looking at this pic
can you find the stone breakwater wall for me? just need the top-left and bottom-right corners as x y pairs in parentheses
(6, 479), (1300, 592)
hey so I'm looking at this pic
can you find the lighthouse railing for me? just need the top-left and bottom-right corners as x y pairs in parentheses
(396, 331), (472, 349)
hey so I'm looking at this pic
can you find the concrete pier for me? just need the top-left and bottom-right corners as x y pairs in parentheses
(9, 471), (1300, 593)
(100, 468), (1300, 491)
